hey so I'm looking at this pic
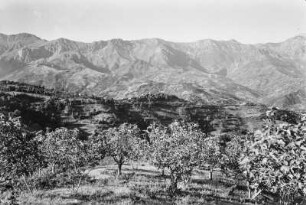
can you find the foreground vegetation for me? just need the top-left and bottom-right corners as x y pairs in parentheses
(1, 111), (306, 204)
(1, 81), (306, 204)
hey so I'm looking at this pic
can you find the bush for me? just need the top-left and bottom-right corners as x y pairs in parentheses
(0, 115), (43, 189)
(239, 120), (306, 203)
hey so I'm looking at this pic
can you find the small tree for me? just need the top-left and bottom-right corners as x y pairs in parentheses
(198, 136), (221, 180)
(148, 121), (204, 195)
(38, 128), (87, 173)
(86, 131), (107, 167)
(101, 123), (142, 176)
(219, 135), (244, 182)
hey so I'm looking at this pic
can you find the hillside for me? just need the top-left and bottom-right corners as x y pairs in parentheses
(0, 33), (305, 109)
(2, 81), (301, 137)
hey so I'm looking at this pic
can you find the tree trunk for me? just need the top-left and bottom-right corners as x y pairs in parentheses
(209, 169), (213, 181)
(247, 181), (251, 199)
(252, 188), (262, 200)
(51, 163), (55, 174)
(169, 174), (178, 196)
(22, 175), (31, 193)
(117, 163), (123, 176)
(227, 184), (237, 196)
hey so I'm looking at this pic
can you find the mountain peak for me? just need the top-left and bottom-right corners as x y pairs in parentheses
(7, 33), (41, 41)
(296, 33), (306, 38)
(110, 38), (125, 42)
(0, 32), (42, 48)
(51, 38), (87, 45)
(285, 34), (306, 42)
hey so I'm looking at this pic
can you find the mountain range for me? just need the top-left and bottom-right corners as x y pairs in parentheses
(0, 33), (305, 110)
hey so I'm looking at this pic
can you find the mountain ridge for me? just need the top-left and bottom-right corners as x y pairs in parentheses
(3, 32), (305, 45)
(0, 33), (305, 109)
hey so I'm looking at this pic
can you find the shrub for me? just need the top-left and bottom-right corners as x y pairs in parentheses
(0, 115), (43, 189)
(239, 120), (306, 203)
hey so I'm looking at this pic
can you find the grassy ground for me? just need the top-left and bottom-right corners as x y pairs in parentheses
(15, 160), (262, 205)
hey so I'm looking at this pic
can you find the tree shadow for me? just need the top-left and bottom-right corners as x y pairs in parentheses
(192, 178), (230, 187)
(124, 167), (161, 175)
(64, 190), (114, 202)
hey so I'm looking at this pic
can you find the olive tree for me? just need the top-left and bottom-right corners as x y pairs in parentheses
(197, 136), (221, 180)
(219, 135), (244, 182)
(86, 131), (107, 167)
(38, 128), (87, 173)
(147, 121), (204, 195)
(99, 123), (143, 176)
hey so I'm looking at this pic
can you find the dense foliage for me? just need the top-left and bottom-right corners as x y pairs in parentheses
(0, 114), (43, 183)
(147, 121), (205, 195)
(240, 120), (306, 204)
(198, 136), (221, 180)
(37, 128), (88, 173)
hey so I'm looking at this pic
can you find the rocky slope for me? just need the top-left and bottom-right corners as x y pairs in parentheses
(0, 33), (305, 109)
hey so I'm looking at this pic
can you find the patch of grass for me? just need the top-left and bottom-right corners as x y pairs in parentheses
(17, 162), (268, 205)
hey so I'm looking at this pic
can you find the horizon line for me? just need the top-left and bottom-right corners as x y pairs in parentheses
(1, 32), (305, 45)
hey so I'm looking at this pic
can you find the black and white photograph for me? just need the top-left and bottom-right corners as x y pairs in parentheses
(0, 0), (306, 204)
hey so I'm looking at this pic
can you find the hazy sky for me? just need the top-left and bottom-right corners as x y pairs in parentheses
(0, 0), (305, 44)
